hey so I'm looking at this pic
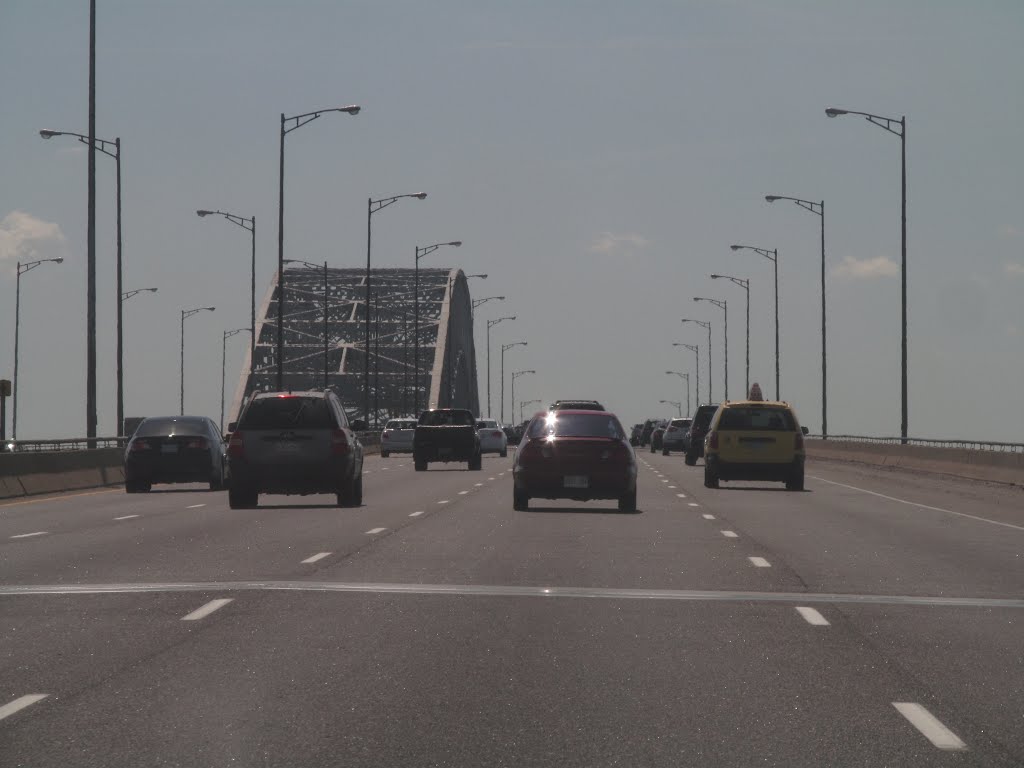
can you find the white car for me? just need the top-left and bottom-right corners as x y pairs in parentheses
(476, 419), (508, 457)
(380, 418), (416, 457)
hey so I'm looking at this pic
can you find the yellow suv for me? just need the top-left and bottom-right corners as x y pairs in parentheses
(702, 384), (808, 491)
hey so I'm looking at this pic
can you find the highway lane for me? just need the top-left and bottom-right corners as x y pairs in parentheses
(1, 449), (1022, 766)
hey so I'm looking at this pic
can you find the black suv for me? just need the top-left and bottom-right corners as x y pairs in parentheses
(684, 404), (720, 466)
(226, 390), (365, 508)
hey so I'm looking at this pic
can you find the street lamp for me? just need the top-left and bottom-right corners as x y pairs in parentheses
(520, 398), (541, 423)
(694, 297), (728, 400)
(673, 343), (700, 408)
(659, 399), (682, 418)
(825, 105), (907, 441)
(196, 209), (256, 366)
(731, 244), (779, 399)
(487, 316), (515, 418)
(181, 306), (215, 415)
(283, 259), (331, 390)
(121, 287), (157, 301)
(766, 194), (827, 435)
(40, 128), (120, 438)
(413, 240), (461, 416)
(710, 274), (749, 395)
(510, 370), (535, 426)
(367, 193), (428, 421)
(681, 319), (712, 402)
(221, 328), (250, 433)
(472, 295), (505, 316)
(277, 104), (360, 391)
(665, 372), (690, 417)
(13, 258), (63, 439)
(500, 342), (527, 424)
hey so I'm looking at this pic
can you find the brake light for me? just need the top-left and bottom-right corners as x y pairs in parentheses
(185, 437), (208, 450)
(331, 429), (350, 455)
(382, 432), (390, 441)
(129, 439), (151, 452)
(708, 432), (719, 450)
(794, 431), (804, 451)
(228, 431), (245, 458)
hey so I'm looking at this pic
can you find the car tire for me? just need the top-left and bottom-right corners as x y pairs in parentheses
(513, 489), (529, 511)
(617, 489), (637, 513)
(337, 473), (363, 507)
(209, 468), (226, 492)
(662, 448), (670, 456)
(125, 479), (141, 494)
(469, 454), (482, 471)
(684, 453), (697, 466)
(786, 469), (805, 491)
(228, 485), (257, 509)
(500, 448), (507, 458)
(414, 459), (427, 472)
(381, 450), (390, 458)
(703, 465), (719, 489)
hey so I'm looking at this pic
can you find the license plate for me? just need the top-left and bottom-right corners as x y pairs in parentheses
(563, 475), (589, 489)
(160, 444), (178, 454)
(276, 442), (299, 453)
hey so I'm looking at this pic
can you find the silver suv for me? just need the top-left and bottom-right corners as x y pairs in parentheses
(381, 418), (416, 457)
(227, 390), (365, 509)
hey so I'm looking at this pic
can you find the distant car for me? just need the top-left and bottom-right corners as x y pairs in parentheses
(476, 419), (508, 457)
(413, 408), (482, 471)
(513, 409), (637, 513)
(380, 418), (416, 457)
(662, 418), (692, 455)
(548, 399), (605, 411)
(226, 390), (365, 508)
(639, 418), (661, 446)
(649, 421), (668, 452)
(703, 395), (808, 490)
(124, 416), (227, 493)
(629, 424), (643, 446)
(684, 404), (721, 465)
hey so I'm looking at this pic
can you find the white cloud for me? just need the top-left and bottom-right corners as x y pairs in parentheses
(588, 232), (651, 256)
(0, 210), (67, 269)
(831, 255), (898, 280)
(1005, 262), (1024, 276)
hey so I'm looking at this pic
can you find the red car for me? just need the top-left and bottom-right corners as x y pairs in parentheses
(512, 409), (638, 512)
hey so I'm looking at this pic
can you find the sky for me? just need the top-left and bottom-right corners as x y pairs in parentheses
(1, 0), (1022, 441)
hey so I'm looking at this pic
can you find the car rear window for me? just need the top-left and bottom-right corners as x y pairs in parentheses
(135, 417), (208, 437)
(670, 419), (691, 428)
(718, 407), (796, 431)
(385, 420), (415, 430)
(419, 410), (476, 426)
(477, 420), (499, 429)
(691, 407), (719, 429)
(240, 396), (336, 430)
(528, 413), (625, 439)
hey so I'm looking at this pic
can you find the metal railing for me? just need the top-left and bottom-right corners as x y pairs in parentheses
(3, 436), (127, 453)
(808, 434), (1024, 454)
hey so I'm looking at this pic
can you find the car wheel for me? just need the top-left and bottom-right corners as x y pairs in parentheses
(500, 448), (507, 458)
(684, 453), (697, 466)
(662, 448), (670, 456)
(209, 468), (226, 492)
(414, 459), (427, 472)
(513, 489), (529, 511)
(228, 485), (256, 509)
(469, 454), (482, 471)
(786, 469), (805, 491)
(381, 450), (390, 458)
(703, 465), (719, 489)
(124, 479), (140, 494)
(617, 489), (637, 513)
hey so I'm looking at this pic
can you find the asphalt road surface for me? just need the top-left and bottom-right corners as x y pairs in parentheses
(2, 449), (1022, 767)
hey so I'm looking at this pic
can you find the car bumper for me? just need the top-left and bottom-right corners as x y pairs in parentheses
(230, 456), (357, 494)
(705, 455), (803, 482)
(124, 455), (214, 484)
(479, 438), (506, 453)
(513, 467), (635, 500)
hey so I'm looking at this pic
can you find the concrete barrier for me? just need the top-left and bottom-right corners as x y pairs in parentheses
(806, 440), (1024, 487)
(0, 448), (125, 500)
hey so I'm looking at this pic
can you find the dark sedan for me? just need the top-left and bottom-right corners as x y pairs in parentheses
(512, 410), (637, 512)
(124, 416), (227, 492)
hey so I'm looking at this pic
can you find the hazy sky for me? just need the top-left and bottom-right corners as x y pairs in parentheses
(1, 1), (1022, 440)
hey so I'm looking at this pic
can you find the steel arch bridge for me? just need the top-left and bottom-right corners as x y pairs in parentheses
(228, 266), (479, 426)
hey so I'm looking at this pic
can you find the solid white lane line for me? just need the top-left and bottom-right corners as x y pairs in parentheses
(702, 514), (716, 520)
(186, 503), (206, 509)
(810, 475), (1024, 533)
(748, 557), (771, 568)
(301, 552), (332, 564)
(795, 606), (830, 626)
(721, 530), (738, 538)
(438, 500), (450, 504)
(365, 528), (387, 535)
(0, 694), (48, 722)
(113, 514), (139, 521)
(181, 598), (233, 621)
(409, 511), (425, 517)
(10, 531), (48, 539)
(892, 703), (967, 751)
(688, 503), (700, 507)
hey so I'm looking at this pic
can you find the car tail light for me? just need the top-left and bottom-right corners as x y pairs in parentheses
(129, 439), (151, 453)
(708, 432), (719, 450)
(382, 432), (390, 441)
(331, 429), (350, 455)
(185, 437), (208, 450)
(228, 431), (245, 458)
(794, 431), (804, 451)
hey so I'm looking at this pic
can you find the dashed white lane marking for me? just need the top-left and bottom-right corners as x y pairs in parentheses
(365, 528), (387, 535)
(721, 530), (738, 538)
(748, 557), (771, 568)
(113, 514), (139, 521)
(186, 504), (205, 509)
(795, 606), (830, 626)
(301, 552), (332, 564)
(409, 511), (425, 517)
(676, 493), (687, 498)
(0, 694), (48, 722)
(702, 514), (716, 520)
(488, 477), (496, 481)
(458, 491), (469, 495)
(181, 598), (233, 621)
(688, 503), (700, 507)
(661, 479), (669, 483)
(668, 485), (677, 489)
(892, 703), (967, 751)
(10, 531), (48, 539)
(474, 483), (483, 487)
(438, 500), (450, 505)
(810, 475), (1024, 533)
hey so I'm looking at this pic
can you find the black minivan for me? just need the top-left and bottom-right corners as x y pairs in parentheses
(684, 404), (721, 466)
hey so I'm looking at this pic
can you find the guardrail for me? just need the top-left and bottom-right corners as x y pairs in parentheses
(808, 435), (1024, 454)
(3, 437), (127, 452)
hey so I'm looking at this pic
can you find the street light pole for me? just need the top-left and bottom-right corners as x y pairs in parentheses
(511, 370), (535, 425)
(487, 316), (515, 419)
(766, 195), (826, 435)
(13, 258), (63, 440)
(500, 342), (527, 424)
(413, 239), (460, 415)
(710, 274), (749, 395)
(826, 106), (907, 441)
(520, 399), (541, 423)
(196, 210), (256, 366)
(673, 343), (700, 408)
(665, 372), (690, 416)
(121, 287), (158, 428)
(471, 295), (504, 317)
(681, 321), (712, 402)
(181, 307), (215, 415)
(659, 399), (682, 418)
(221, 328), (250, 432)
(694, 298), (727, 401)
(731, 245), (779, 399)
(277, 104), (360, 392)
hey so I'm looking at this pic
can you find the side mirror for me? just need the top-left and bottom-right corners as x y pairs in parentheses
(351, 419), (367, 431)
(801, 426), (809, 435)
(227, 421), (237, 433)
